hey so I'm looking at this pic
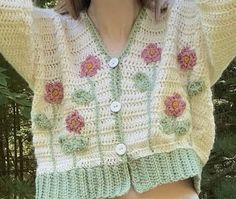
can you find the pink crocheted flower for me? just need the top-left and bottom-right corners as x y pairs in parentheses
(164, 92), (186, 117)
(44, 80), (64, 104)
(80, 55), (101, 77)
(177, 47), (197, 70)
(141, 43), (162, 64)
(65, 110), (85, 133)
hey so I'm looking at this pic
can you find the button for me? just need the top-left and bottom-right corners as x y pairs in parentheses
(115, 143), (127, 155)
(110, 101), (121, 112)
(108, 57), (119, 68)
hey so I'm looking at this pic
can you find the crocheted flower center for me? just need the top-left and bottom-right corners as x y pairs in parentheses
(86, 62), (93, 71)
(149, 48), (157, 56)
(52, 89), (60, 97)
(71, 119), (77, 127)
(183, 55), (190, 64)
(172, 101), (179, 109)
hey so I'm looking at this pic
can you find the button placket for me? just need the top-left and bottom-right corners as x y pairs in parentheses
(107, 56), (128, 160)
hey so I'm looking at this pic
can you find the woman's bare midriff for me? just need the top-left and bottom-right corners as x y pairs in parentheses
(112, 178), (199, 199)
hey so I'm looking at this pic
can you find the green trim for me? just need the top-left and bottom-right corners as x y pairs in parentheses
(110, 65), (122, 100)
(129, 148), (203, 194)
(35, 148), (204, 199)
(109, 63), (126, 155)
(83, 7), (147, 62)
(87, 77), (104, 164)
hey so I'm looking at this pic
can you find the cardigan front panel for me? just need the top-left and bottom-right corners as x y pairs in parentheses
(31, 3), (206, 174)
(28, 5), (216, 197)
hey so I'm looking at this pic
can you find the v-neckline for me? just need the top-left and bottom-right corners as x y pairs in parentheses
(83, 7), (147, 62)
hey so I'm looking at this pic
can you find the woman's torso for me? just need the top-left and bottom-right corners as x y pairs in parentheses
(112, 178), (199, 199)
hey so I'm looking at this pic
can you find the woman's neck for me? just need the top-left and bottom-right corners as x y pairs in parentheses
(87, 0), (142, 56)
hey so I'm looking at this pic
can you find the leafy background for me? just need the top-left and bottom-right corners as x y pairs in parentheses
(0, 0), (235, 198)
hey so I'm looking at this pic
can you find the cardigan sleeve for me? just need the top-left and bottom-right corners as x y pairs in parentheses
(195, 0), (236, 86)
(0, 0), (35, 90)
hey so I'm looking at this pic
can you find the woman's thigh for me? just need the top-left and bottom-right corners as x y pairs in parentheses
(112, 178), (199, 199)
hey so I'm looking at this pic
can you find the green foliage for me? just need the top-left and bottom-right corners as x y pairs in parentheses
(213, 178), (236, 199)
(35, 0), (57, 8)
(0, 67), (8, 86)
(0, 57), (32, 119)
(214, 134), (236, 157)
(0, 176), (35, 199)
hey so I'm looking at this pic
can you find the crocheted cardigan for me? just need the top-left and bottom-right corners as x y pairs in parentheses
(0, 0), (236, 198)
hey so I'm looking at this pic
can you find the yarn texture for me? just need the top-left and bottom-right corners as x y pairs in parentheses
(0, 0), (236, 198)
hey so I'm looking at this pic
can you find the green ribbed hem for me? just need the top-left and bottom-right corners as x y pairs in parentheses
(129, 148), (203, 195)
(35, 148), (204, 199)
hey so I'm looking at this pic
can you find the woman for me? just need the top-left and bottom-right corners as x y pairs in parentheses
(0, 0), (235, 199)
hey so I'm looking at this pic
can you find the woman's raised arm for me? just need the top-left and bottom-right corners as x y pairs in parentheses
(0, 0), (35, 90)
(196, 0), (236, 86)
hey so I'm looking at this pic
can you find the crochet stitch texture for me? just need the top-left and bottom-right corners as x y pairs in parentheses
(0, 0), (236, 198)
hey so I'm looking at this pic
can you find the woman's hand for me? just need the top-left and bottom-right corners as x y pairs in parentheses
(144, 0), (171, 22)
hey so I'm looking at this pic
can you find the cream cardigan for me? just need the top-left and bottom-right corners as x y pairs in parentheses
(0, 0), (236, 198)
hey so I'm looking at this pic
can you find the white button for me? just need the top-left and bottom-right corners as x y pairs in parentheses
(110, 101), (121, 112)
(115, 143), (127, 155)
(108, 57), (119, 68)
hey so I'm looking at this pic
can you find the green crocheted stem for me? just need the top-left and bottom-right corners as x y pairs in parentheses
(87, 77), (104, 164)
(50, 104), (59, 170)
(33, 108), (57, 170)
(35, 148), (204, 199)
(147, 64), (159, 152)
(132, 65), (159, 152)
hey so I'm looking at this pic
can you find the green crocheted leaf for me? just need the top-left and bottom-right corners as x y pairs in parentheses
(175, 119), (191, 135)
(71, 89), (95, 105)
(58, 134), (89, 155)
(159, 115), (191, 135)
(32, 113), (52, 130)
(133, 72), (151, 92)
(159, 115), (176, 135)
(187, 80), (206, 97)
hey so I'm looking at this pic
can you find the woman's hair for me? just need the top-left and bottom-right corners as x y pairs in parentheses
(53, 0), (169, 21)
